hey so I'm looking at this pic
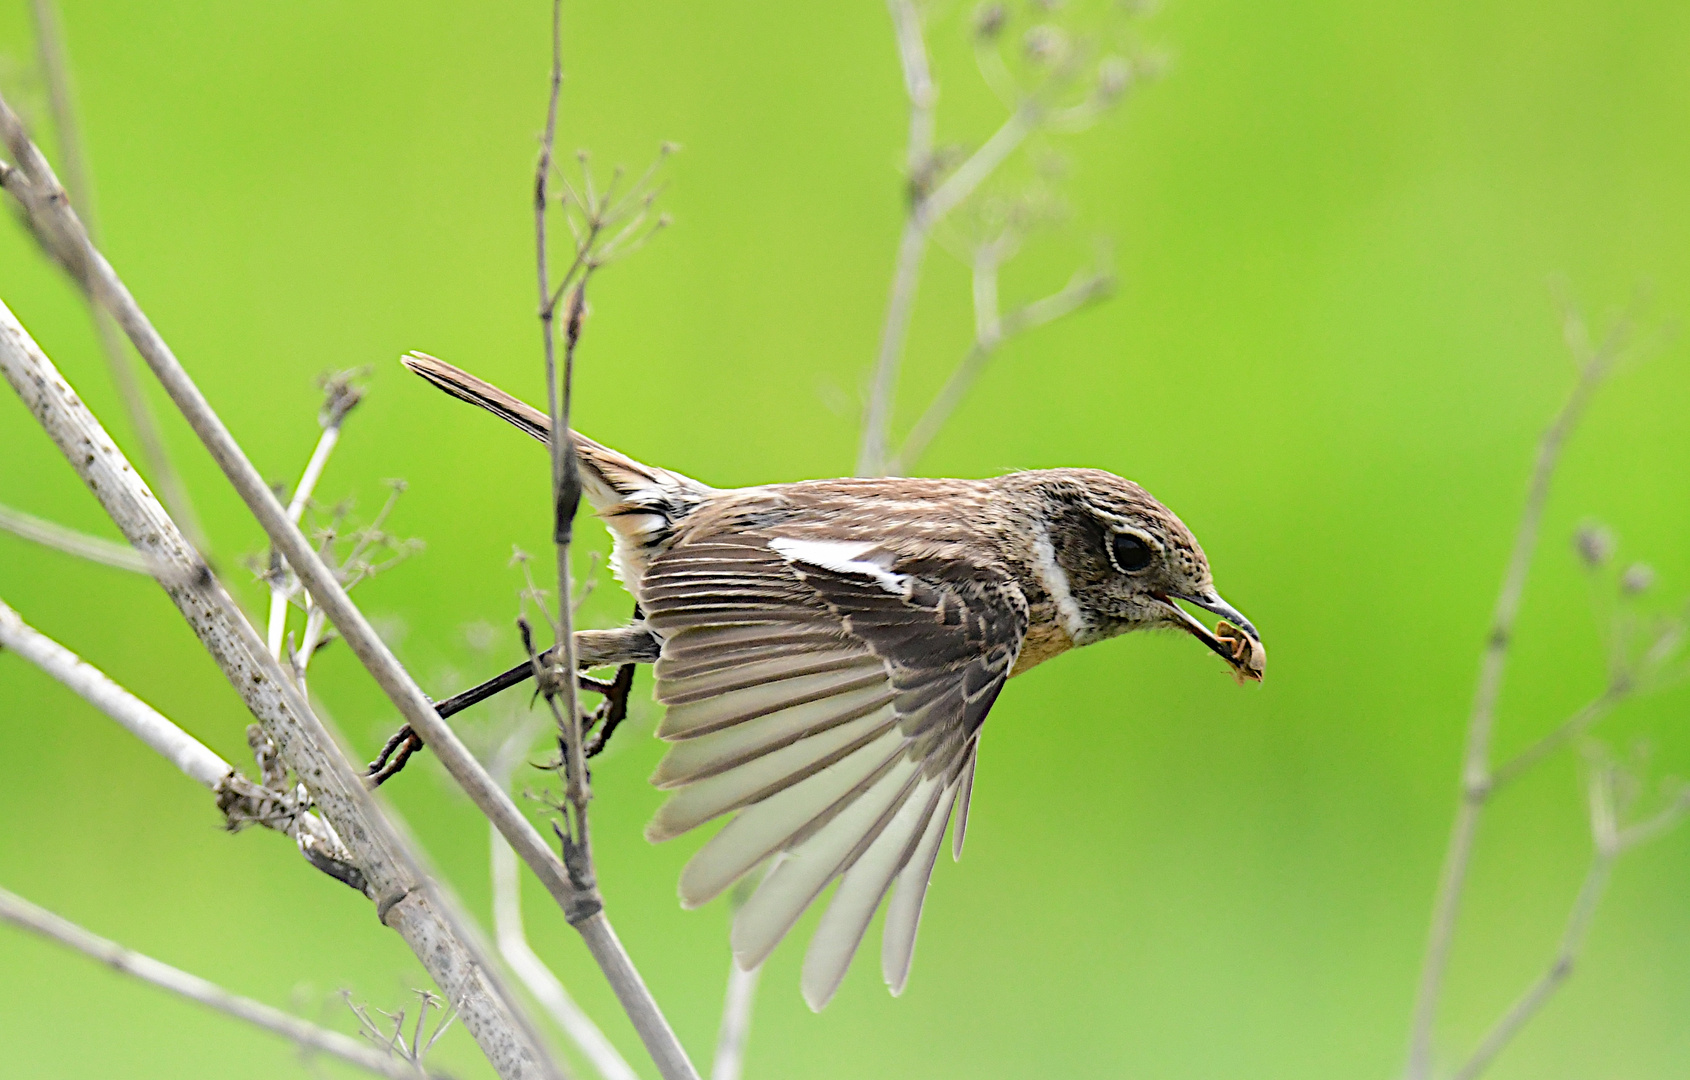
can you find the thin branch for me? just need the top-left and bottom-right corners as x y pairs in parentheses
(490, 730), (638, 1080)
(269, 423), (341, 657)
(1489, 689), (1624, 792)
(268, 374), (364, 661)
(1402, 309), (1633, 1080)
(857, 2), (1046, 476)
(526, 8), (697, 1076)
(536, 0), (591, 833)
(710, 964), (761, 1080)
(889, 265), (1111, 473)
(0, 499), (192, 583)
(0, 885), (450, 1080)
(1448, 770), (1625, 1080)
(0, 595), (230, 787)
(857, 0), (936, 478)
(27, 0), (204, 552)
(0, 298), (560, 1080)
(0, 87), (693, 1079)
(0, 594), (354, 872)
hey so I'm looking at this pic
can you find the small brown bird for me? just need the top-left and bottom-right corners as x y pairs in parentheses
(403, 352), (1265, 1010)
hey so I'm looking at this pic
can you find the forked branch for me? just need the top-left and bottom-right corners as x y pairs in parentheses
(0, 86), (690, 1079)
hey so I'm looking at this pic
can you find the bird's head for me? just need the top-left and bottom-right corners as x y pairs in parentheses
(1006, 468), (1265, 682)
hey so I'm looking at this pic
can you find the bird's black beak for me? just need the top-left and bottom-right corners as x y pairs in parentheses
(1153, 590), (1266, 684)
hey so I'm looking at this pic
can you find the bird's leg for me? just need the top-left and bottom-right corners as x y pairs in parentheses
(364, 620), (659, 787)
(583, 661), (637, 758)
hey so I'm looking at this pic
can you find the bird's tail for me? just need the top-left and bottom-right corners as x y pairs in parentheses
(401, 351), (711, 517)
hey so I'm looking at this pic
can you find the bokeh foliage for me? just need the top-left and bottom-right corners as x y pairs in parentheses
(1, 1), (1689, 1077)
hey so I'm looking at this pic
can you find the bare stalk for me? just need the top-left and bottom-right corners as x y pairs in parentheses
(0, 90), (692, 1077)
(1449, 769), (1628, 1080)
(0, 595), (229, 786)
(710, 962), (762, 1080)
(1489, 690), (1623, 792)
(490, 728), (637, 1080)
(268, 382), (359, 659)
(0, 885), (450, 1080)
(857, 1), (1048, 476)
(0, 499), (188, 582)
(0, 300), (559, 1080)
(1402, 314), (1630, 1080)
(856, 0), (937, 478)
(889, 262), (1111, 473)
(528, 9), (694, 1075)
(27, 0), (204, 551)
(535, 0), (591, 832)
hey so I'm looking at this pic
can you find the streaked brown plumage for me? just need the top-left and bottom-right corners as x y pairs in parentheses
(403, 351), (1265, 1010)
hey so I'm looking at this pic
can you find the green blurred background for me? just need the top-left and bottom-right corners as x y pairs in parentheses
(2, 1), (1689, 1077)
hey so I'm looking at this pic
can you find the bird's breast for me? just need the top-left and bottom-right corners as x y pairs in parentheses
(1009, 617), (1076, 677)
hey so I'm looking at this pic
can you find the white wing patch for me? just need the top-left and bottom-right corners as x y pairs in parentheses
(768, 537), (910, 597)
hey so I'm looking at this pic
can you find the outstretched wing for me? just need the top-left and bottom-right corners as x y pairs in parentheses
(641, 529), (1028, 1010)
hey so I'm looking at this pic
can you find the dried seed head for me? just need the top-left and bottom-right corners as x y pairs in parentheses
(1575, 523), (1616, 568)
(1621, 562), (1656, 595)
(1023, 24), (1067, 64)
(973, 2), (1007, 40)
(1097, 56), (1133, 102)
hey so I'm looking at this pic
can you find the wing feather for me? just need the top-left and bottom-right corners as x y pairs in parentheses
(730, 752), (925, 971)
(883, 777), (963, 995)
(647, 704), (899, 843)
(802, 773), (947, 1010)
(640, 523), (1027, 1003)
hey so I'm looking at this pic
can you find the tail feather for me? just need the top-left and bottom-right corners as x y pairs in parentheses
(401, 351), (709, 513)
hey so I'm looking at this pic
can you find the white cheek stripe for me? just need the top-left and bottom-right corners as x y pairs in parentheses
(1031, 522), (1089, 643)
(768, 537), (911, 597)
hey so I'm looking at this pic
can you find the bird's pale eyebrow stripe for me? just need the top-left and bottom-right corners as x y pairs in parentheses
(768, 537), (909, 597)
(1031, 522), (1088, 642)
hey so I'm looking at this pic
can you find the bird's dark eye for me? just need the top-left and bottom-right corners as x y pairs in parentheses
(1111, 532), (1154, 573)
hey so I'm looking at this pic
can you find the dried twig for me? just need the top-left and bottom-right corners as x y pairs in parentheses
(858, 2), (1134, 476)
(0, 594), (230, 786)
(1447, 769), (1621, 1080)
(0, 87), (691, 1080)
(888, 255), (1112, 473)
(709, 963), (761, 1080)
(0, 885), (451, 1080)
(1402, 303), (1649, 1079)
(345, 989), (459, 1077)
(267, 369), (365, 660)
(489, 726), (638, 1080)
(26, 0), (204, 551)
(527, 5), (697, 1077)
(0, 499), (192, 583)
(0, 300), (559, 1080)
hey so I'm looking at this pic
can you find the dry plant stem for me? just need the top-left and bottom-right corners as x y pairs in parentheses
(490, 730), (636, 1080)
(1489, 690), (1622, 792)
(522, 7), (694, 1077)
(1402, 331), (1624, 1080)
(889, 267), (1111, 473)
(0, 595), (229, 787)
(0, 301), (559, 1080)
(1450, 773), (1628, 1080)
(0, 886), (450, 1080)
(535, 0), (590, 822)
(268, 420), (343, 657)
(0, 93), (688, 1079)
(0, 499), (187, 582)
(858, 0), (933, 478)
(709, 962), (762, 1080)
(1451, 857), (1613, 1080)
(27, 0), (204, 552)
(858, 1), (1038, 475)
